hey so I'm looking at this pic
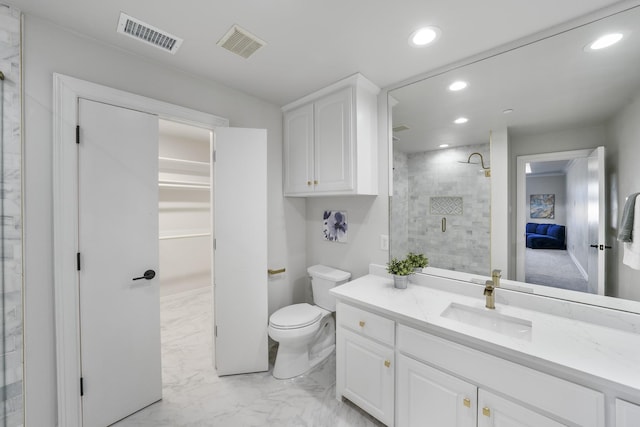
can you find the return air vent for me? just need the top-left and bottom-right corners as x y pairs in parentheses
(117, 12), (183, 54)
(393, 125), (410, 132)
(217, 24), (266, 59)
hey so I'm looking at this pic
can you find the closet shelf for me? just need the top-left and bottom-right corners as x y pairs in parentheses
(159, 156), (210, 175)
(159, 179), (210, 190)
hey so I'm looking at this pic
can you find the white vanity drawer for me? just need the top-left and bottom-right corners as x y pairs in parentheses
(337, 302), (395, 346)
(397, 325), (605, 427)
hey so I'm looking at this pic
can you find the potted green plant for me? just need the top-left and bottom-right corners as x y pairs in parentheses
(406, 252), (428, 272)
(386, 257), (414, 289)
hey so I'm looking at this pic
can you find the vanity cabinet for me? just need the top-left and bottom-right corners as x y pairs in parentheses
(397, 354), (476, 427)
(336, 303), (394, 426)
(282, 73), (379, 196)
(335, 302), (606, 427)
(616, 399), (640, 427)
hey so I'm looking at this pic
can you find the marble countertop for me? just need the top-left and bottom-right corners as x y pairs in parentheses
(330, 270), (640, 393)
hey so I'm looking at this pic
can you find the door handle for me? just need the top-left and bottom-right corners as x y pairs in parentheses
(600, 245), (612, 250)
(590, 244), (598, 248)
(133, 269), (156, 281)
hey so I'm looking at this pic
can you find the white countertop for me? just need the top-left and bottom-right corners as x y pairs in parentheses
(330, 271), (640, 393)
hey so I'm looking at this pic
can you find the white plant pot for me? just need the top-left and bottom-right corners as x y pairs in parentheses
(393, 274), (409, 289)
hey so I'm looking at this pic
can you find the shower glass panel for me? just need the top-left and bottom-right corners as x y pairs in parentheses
(0, 4), (23, 426)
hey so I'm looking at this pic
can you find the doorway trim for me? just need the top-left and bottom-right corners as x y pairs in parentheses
(515, 149), (593, 282)
(52, 74), (228, 427)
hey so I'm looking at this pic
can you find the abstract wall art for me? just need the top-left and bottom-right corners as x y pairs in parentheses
(323, 210), (348, 243)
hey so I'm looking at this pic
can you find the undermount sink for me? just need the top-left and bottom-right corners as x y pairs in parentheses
(441, 302), (532, 340)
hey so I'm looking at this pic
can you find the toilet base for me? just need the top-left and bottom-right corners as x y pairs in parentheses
(271, 316), (335, 379)
(272, 344), (334, 379)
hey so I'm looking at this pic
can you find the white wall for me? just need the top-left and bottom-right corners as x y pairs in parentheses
(22, 15), (306, 425)
(526, 174), (566, 225)
(608, 89), (640, 301)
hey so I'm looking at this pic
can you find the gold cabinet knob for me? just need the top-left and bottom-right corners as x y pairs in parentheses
(463, 398), (471, 408)
(482, 407), (491, 417)
(384, 360), (391, 368)
(307, 181), (311, 186)
(359, 320), (365, 327)
(314, 180), (318, 185)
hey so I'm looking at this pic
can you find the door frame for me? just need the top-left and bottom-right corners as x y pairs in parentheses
(515, 148), (594, 282)
(52, 74), (228, 427)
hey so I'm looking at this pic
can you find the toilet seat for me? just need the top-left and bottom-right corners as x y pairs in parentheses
(269, 303), (325, 330)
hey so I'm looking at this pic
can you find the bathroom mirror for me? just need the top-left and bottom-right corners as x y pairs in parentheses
(389, 5), (640, 305)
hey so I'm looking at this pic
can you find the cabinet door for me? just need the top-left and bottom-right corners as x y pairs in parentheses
(337, 328), (394, 426)
(283, 103), (314, 195)
(314, 87), (354, 193)
(397, 354), (476, 427)
(616, 399), (640, 427)
(478, 390), (567, 427)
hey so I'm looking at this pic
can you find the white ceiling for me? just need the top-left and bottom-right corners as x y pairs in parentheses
(10, 0), (628, 106)
(391, 4), (640, 153)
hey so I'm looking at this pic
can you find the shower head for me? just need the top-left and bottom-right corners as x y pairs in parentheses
(459, 152), (491, 177)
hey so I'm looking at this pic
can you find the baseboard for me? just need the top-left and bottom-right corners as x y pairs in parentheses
(567, 250), (588, 280)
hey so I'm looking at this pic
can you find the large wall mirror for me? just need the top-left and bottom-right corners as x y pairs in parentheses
(389, 5), (640, 306)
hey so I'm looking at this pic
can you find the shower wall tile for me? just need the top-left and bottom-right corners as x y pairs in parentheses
(405, 144), (491, 275)
(390, 150), (408, 257)
(0, 4), (22, 426)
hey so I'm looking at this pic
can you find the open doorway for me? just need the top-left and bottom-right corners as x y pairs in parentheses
(516, 148), (605, 295)
(157, 119), (215, 405)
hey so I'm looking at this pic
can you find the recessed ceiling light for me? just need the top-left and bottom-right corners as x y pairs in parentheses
(453, 117), (468, 124)
(503, 108), (514, 114)
(448, 81), (467, 91)
(439, 144), (449, 148)
(587, 33), (623, 51)
(409, 26), (441, 47)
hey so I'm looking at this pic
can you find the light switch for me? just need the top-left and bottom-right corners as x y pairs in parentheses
(380, 234), (389, 250)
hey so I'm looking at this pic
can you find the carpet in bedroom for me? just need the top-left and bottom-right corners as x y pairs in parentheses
(525, 248), (591, 293)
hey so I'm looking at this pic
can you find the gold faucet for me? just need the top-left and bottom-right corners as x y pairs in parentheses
(492, 269), (502, 288)
(484, 280), (495, 309)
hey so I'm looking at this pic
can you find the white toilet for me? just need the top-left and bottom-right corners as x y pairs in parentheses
(268, 264), (351, 379)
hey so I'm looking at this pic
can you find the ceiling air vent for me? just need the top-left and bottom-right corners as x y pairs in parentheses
(117, 12), (183, 54)
(217, 24), (266, 59)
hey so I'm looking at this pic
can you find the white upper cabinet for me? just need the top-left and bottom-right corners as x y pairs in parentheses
(283, 73), (380, 196)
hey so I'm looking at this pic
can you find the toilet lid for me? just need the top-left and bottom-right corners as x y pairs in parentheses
(269, 303), (323, 329)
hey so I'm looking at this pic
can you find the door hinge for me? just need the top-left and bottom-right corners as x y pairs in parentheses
(77, 252), (81, 271)
(80, 377), (84, 396)
(213, 150), (216, 162)
(213, 239), (216, 250)
(76, 125), (80, 144)
(214, 325), (217, 337)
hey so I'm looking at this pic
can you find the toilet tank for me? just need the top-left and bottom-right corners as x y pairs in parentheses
(307, 264), (351, 311)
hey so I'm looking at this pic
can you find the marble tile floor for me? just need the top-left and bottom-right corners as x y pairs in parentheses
(113, 287), (383, 427)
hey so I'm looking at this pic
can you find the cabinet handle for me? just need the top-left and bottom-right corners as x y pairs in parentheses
(482, 407), (491, 417)
(307, 181), (311, 186)
(359, 320), (365, 327)
(384, 360), (391, 368)
(314, 180), (318, 185)
(463, 398), (471, 408)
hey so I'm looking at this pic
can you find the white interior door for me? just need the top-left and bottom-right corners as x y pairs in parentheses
(587, 146), (606, 295)
(213, 127), (268, 375)
(78, 98), (161, 426)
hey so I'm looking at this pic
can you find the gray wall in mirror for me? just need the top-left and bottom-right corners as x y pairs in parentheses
(390, 5), (640, 303)
(0, 3), (23, 426)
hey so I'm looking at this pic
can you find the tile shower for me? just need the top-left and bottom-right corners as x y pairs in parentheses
(392, 144), (490, 275)
(0, 4), (22, 426)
